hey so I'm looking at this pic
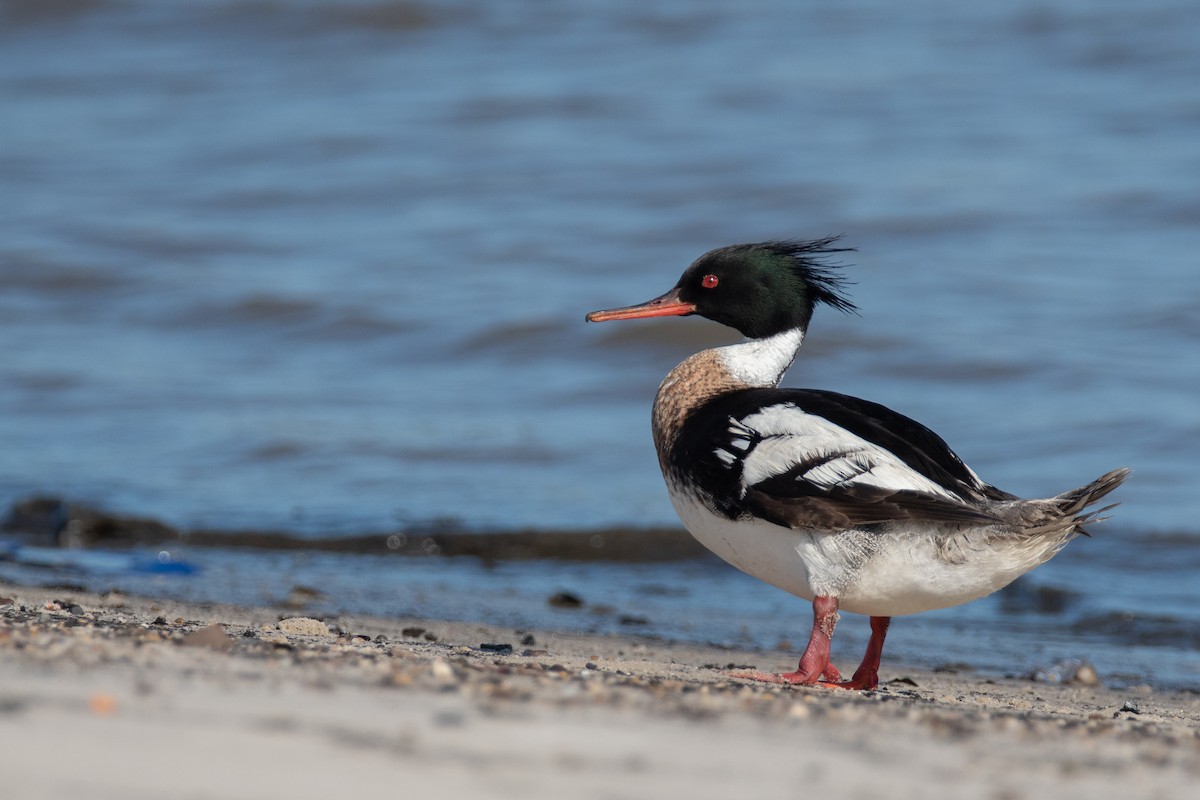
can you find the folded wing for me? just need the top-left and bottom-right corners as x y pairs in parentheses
(673, 389), (1011, 531)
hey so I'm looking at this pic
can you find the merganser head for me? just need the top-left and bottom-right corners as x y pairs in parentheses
(586, 237), (857, 339)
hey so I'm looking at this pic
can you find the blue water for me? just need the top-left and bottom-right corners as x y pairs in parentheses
(2, 1), (1198, 686)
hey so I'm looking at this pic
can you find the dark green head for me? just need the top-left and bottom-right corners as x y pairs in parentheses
(588, 237), (857, 339)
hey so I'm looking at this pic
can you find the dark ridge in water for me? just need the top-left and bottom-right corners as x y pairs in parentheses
(184, 526), (707, 563)
(3, 253), (134, 293)
(874, 357), (1038, 383)
(1073, 611), (1200, 652)
(2, 0), (114, 27)
(452, 319), (581, 360)
(163, 295), (418, 341)
(303, 1), (453, 35)
(81, 227), (288, 261)
(3, 0), (462, 36)
(2, 496), (707, 562)
(995, 581), (1082, 616)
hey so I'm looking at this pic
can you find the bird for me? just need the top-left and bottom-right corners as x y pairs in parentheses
(585, 237), (1129, 690)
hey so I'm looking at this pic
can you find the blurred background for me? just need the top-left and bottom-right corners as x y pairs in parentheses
(1, 1), (1197, 684)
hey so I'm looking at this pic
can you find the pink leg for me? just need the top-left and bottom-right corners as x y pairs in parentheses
(837, 615), (891, 690)
(731, 596), (844, 685)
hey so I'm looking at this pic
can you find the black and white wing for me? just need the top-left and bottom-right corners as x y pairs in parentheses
(670, 388), (1009, 531)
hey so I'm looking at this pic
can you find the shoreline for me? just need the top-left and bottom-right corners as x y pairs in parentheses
(2, 578), (1197, 798)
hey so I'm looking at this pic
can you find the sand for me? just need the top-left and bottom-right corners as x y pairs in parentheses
(1, 579), (1196, 799)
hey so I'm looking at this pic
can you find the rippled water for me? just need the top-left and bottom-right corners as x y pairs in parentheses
(2, 1), (1198, 686)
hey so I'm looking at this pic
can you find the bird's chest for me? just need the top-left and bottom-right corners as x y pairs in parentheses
(651, 352), (751, 474)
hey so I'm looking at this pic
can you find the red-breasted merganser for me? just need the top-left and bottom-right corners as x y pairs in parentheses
(586, 238), (1128, 690)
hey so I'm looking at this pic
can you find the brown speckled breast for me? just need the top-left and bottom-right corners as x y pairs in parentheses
(651, 350), (752, 474)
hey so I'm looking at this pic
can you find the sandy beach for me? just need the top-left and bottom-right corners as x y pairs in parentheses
(1, 579), (1196, 799)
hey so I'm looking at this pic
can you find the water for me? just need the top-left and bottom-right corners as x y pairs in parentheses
(2, 1), (1198, 686)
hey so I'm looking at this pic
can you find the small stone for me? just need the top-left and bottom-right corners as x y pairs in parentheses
(1030, 658), (1098, 685)
(151, 616), (168, 626)
(401, 627), (426, 638)
(181, 624), (235, 652)
(281, 585), (325, 608)
(548, 592), (584, 609)
(479, 643), (513, 654)
(1072, 663), (1100, 686)
(88, 693), (118, 716)
(1120, 700), (1141, 714)
(788, 703), (812, 719)
(430, 658), (460, 687)
(520, 633), (536, 646)
(277, 617), (331, 636)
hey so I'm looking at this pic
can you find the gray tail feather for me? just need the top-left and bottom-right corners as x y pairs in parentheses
(1050, 467), (1131, 534)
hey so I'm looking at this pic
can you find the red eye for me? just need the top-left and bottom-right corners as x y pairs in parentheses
(701, 274), (719, 288)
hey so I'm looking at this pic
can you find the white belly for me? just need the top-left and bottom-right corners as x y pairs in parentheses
(670, 492), (1067, 617)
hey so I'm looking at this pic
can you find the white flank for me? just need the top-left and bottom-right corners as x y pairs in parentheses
(669, 489), (1061, 617)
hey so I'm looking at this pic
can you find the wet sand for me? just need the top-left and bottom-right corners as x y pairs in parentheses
(1, 578), (1197, 799)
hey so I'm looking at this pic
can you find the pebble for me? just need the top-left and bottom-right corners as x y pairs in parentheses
(88, 693), (118, 716)
(181, 624), (235, 652)
(1030, 659), (1099, 686)
(277, 617), (331, 637)
(430, 658), (461, 687)
(479, 643), (513, 654)
(548, 592), (584, 609)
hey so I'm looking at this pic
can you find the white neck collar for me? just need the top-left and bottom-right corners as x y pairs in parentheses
(714, 328), (804, 388)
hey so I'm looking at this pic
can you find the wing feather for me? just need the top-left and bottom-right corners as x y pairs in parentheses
(671, 390), (1003, 532)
